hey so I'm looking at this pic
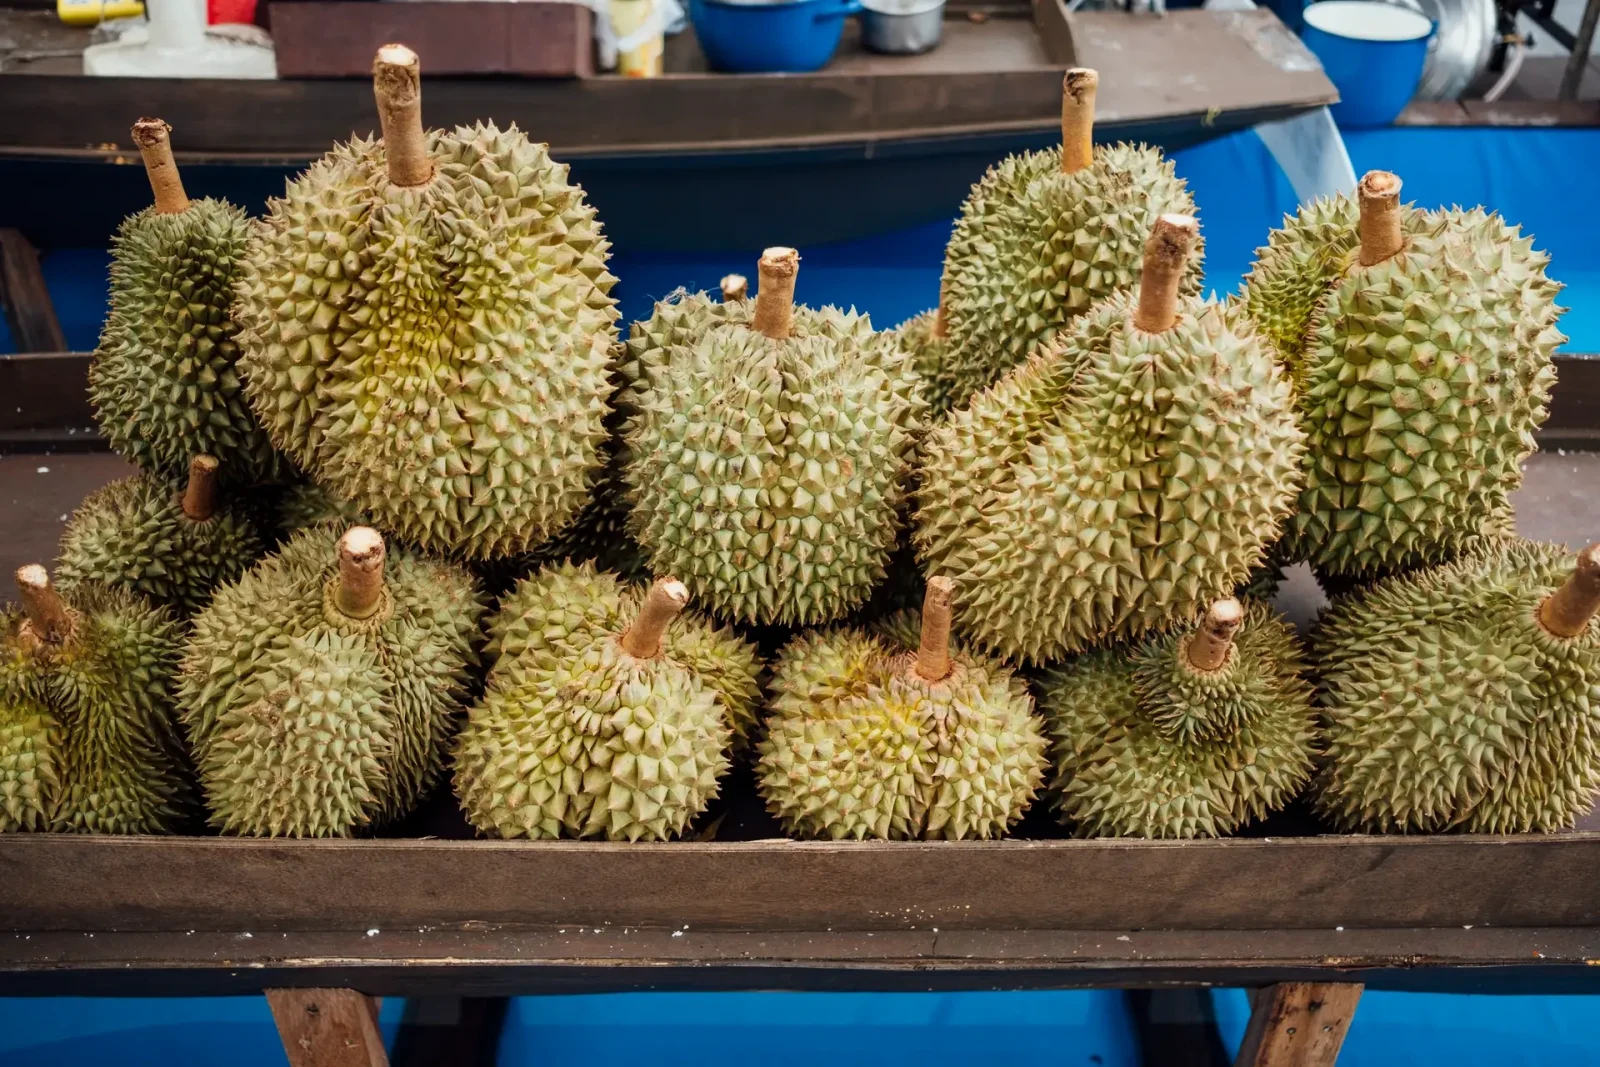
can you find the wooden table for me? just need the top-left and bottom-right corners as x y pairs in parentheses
(0, 4), (1335, 249)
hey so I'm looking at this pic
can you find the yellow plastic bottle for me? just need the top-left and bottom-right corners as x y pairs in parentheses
(58, 0), (146, 27)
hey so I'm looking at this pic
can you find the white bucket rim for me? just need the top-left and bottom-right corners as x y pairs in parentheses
(1304, 1), (1433, 42)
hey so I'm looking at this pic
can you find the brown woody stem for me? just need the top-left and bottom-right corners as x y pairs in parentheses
(619, 578), (689, 659)
(1186, 598), (1244, 672)
(915, 577), (955, 683)
(334, 527), (386, 619)
(373, 44), (433, 187)
(720, 274), (748, 302)
(1357, 170), (1404, 266)
(15, 565), (73, 645)
(1132, 214), (1198, 334)
(1060, 68), (1098, 175)
(1539, 544), (1600, 638)
(752, 247), (799, 340)
(132, 118), (188, 215)
(181, 454), (220, 522)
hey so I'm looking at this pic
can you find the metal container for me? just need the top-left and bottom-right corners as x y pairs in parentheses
(860, 0), (943, 55)
(1375, 0), (1498, 101)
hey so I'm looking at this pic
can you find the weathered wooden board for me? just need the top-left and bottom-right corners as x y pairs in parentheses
(6, 926), (1600, 997)
(0, 11), (1333, 160)
(6, 833), (1600, 934)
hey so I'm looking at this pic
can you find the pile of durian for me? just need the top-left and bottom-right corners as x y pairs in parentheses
(4, 51), (1593, 844)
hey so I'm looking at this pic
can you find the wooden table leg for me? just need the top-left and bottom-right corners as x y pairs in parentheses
(267, 988), (389, 1067)
(1233, 982), (1363, 1067)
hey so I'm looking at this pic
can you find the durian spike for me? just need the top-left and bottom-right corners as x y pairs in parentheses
(752, 247), (799, 340)
(180, 454), (220, 522)
(1060, 68), (1098, 175)
(720, 274), (748, 302)
(131, 118), (188, 215)
(15, 565), (73, 645)
(1132, 214), (1199, 334)
(1185, 597), (1244, 672)
(915, 576), (956, 682)
(372, 43), (434, 188)
(619, 577), (689, 659)
(1357, 170), (1404, 266)
(1539, 543), (1600, 638)
(334, 526), (387, 619)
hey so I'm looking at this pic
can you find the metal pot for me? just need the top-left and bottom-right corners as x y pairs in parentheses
(860, 0), (944, 54)
(1374, 0), (1497, 100)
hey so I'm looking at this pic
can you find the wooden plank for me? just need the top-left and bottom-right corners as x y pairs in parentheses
(7, 832), (1600, 934)
(1398, 99), (1600, 127)
(0, 10), (1333, 160)
(1234, 983), (1362, 1067)
(267, 988), (389, 1067)
(1032, 0), (1077, 66)
(0, 229), (65, 353)
(268, 2), (593, 79)
(6, 927), (1600, 997)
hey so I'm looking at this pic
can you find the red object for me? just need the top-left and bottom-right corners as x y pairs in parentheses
(209, 0), (258, 25)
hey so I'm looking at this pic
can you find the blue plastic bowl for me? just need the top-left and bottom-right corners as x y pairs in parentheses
(1302, 1), (1434, 128)
(690, 0), (863, 73)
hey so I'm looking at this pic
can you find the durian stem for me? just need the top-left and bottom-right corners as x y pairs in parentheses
(334, 527), (387, 620)
(15, 565), (73, 645)
(131, 118), (188, 215)
(752, 247), (799, 340)
(915, 576), (956, 683)
(181, 454), (220, 522)
(619, 578), (689, 659)
(933, 300), (948, 340)
(1132, 214), (1198, 334)
(1539, 544), (1600, 638)
(720, 274), (748, 302)
(1357, 170), (1404, 266)
(373, 44), (434, 188)
(1060, 68), (1098, 175)
(1186, 597), (1244, 672)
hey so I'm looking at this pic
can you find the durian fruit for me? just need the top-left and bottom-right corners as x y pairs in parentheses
(0, 566), (188, 834)
(1239, 171), (1564, 580)
(1039, 598), (1318, 838)
(276, 479), (369, 539)
(1313, 539), (1600, 834)
(626, 248), (921, 626)
(893, 305), (958, 418)
(454, 567), (760, 840)
(758, 577), (1046, 840)
(180, 525), (482, 836)
(915, 217), (1304, 664)
(936, 68), (1202, 409)
(89, 119), (284, 486)
(234, 45), (619, 559)
(57, 455), (265, 616)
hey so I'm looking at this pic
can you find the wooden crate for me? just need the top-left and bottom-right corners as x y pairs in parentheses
(268, 1), (593, 79)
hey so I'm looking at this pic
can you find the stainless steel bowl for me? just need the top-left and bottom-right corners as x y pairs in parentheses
(1375, 0), (1498, 100)
(861, 0), (944, 55)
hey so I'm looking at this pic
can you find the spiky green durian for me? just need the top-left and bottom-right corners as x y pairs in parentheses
(233, 46), (618, 560)
(893, 308), (960, 418)
(1313, 539), (1600, 833)
(1239, 172), (1564, 580)
(276, 480), (369, 539)
(90, 120), (284, 486)
(937, 70), (1202, 410)
(759, 578), (1046, 840)
(454, 567), (759, 840)
(180, 524), (482, 836)
(57, 455), (264, 616)
(1040, 598), (1317, 838)
(1, 567), (188, 834)
(916, 217), (1304, 664)
(625, 249), (921, 626)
